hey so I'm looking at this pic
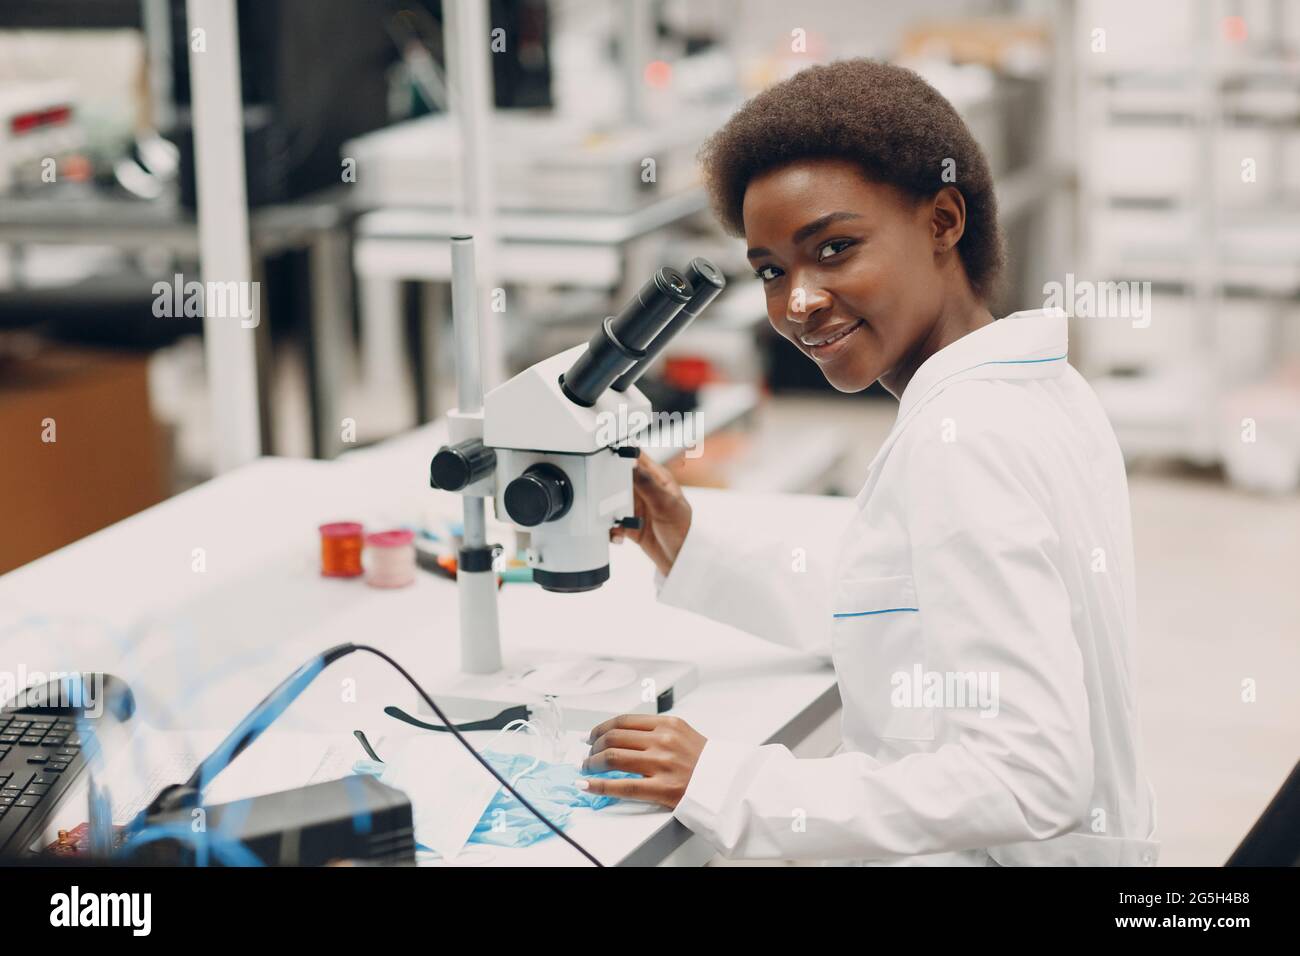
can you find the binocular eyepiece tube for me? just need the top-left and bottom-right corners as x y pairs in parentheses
(560, 260), (724, 408)
(612, 257), (726, 393)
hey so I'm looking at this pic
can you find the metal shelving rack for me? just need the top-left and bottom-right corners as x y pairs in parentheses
(1075, 0), (1300, 488)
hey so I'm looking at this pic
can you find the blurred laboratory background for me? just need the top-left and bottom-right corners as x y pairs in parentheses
(0, 0), (1296, 864)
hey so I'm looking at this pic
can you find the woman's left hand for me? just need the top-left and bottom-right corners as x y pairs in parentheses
(581, 715), (707, 809)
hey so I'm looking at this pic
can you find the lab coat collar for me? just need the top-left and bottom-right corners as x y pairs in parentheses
(894, 308), (1069, 423)
(858, 309), (1069, 501)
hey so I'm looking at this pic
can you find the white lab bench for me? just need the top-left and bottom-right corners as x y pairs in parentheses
(0, 418), (849, 866)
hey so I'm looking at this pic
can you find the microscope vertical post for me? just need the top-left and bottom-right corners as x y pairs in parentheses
(450, 236), (502, 674)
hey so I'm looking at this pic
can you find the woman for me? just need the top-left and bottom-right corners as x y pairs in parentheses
(579, 59), (1159, 865)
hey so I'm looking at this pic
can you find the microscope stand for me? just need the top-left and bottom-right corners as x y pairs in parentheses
(418, 650), (698, 733)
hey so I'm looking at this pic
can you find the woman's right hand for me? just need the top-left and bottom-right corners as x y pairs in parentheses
(610, 454), (692, 577)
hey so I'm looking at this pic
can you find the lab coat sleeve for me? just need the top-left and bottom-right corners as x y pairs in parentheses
(673, 418), (1094, 860)
(654, 500), (838, 658)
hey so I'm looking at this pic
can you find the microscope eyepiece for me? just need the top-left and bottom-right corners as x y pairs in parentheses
(651, 267), (691, 300)
(611, 257), (726, 393)
(559, 267), (692, 407)
(684, 257), (724, 294)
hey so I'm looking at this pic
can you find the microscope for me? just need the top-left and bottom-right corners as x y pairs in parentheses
(426, 236), (724, 730)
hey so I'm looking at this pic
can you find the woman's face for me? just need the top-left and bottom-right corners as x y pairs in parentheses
(742, 157), (949, 394)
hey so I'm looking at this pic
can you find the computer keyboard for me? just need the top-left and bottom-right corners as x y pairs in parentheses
(0, 675), (133, 858)
(0, 714), (91, 855)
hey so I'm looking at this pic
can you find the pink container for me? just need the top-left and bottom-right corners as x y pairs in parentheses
(364, 529), (416, 588)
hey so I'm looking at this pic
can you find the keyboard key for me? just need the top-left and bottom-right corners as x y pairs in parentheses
(32, 774), (57, 785)
(0, 788), (21, 799)
(18, 737), (44, 746)
(54, 722), (74, 732)
(64, 733), (83, 746)
(56, 747), (79, 757)
(0, 735), (22, 744)
(42, 735), (66, 746)
(25, 754), (48, 764)
(15, 795), (40, 808)
(24, 783), (50, 796)
(46, 762), (69, 772)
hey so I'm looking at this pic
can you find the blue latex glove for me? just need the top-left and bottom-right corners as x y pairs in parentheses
(354, 748), (641, 849)
(467, 750), (640, 847)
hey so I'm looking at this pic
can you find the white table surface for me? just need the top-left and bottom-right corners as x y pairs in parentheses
(0, 428), (851, 866)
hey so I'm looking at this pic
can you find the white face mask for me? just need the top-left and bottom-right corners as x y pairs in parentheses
(360, 711), (573, 860)
(374, 734), (501, 861)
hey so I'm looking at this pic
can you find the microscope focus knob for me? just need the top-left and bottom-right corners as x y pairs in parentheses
(430, 439), (496, 491)
(504, 464), (573, 526)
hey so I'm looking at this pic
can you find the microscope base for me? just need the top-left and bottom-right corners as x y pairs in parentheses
(419, 649), (699, 732)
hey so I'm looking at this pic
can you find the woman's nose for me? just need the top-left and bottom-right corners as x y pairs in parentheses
(786, 283), (832, 323)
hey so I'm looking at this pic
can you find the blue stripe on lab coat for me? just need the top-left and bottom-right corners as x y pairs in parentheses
(832, 607), (919, 619)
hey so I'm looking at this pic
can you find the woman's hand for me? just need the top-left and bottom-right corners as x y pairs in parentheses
(579, 715), (707, 809)
(609, 455), (693, 577)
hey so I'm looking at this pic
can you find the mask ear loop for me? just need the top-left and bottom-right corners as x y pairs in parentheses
(536, 695), (565, 761)
(489, 719), (544, 786)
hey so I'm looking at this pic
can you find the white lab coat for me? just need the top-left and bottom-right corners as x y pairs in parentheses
(661, 309), (1160, 865)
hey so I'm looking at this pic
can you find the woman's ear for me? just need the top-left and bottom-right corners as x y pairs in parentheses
(930, 186), (967, 254)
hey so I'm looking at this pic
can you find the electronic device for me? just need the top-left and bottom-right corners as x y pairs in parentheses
(0, 81), (84, 195)
(0, 673), (134, 858)
(341, 109), (715, 215)
(1226, 759), (1300, 866)
(168, 0), (392, 207)
(130, 774), (415, 866)
(426, 237), (725, 728)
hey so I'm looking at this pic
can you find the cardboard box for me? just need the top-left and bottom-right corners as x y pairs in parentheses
(0, 345), (169, 573)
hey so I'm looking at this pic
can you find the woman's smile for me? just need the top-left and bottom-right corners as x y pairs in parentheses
(800, 318), (864, 362)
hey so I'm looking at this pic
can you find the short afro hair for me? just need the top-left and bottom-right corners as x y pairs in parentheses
(699, 58), (1006, 302)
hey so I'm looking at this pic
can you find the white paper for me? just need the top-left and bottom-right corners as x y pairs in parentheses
(375, 734), (501, 861)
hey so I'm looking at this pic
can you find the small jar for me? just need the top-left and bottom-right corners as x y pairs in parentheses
(365, 529), (416, 588)
(319, 522), (364, 578)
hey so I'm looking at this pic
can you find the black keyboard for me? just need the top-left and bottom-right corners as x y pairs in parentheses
(0, 675), (133, 858)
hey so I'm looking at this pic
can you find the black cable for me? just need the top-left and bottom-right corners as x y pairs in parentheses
(136, 642), (603, 866)
(352, 644), (604, 867)
(354, 729), (383, 762)
(383, 702), (531, 733)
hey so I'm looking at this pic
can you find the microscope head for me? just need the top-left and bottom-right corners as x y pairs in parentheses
(431, 260), (725, 592)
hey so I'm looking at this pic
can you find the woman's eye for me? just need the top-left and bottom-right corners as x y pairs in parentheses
(754, 265), (782, 282)
(818, 239), (853, 261)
